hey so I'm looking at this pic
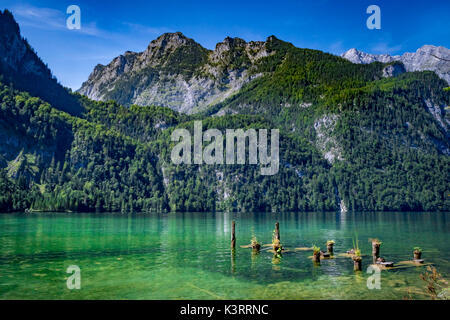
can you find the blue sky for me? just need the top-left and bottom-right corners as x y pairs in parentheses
(2, 0), (449, 90)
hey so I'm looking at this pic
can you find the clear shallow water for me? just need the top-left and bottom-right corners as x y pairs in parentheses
(0, 212), (448, 300)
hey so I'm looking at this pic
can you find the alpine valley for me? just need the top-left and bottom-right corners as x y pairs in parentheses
(1, 9), (449, 213)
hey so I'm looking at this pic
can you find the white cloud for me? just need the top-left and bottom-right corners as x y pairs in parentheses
(10, 4), (174, 41)
(12, 5), (66, 30)
(10, 4), (105, 37)
(371, 42), (402, 55)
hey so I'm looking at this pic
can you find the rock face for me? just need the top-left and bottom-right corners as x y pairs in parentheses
(78, 33), (274, 113)
(342, 45), (450, 85)
(81, 33), (450, 114)
(342, 48), (395, 64)
(313, 115), (344, 164)
(0, 10), (83, 115)
(0, 10), (50, 78)
(382, 63), (406, 78)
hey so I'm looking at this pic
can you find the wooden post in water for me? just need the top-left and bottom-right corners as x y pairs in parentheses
(231, 220), (236, 249)
(371, 240), (381, 263)
(275, 222), (280, 241)
(231, 247), (236, 274)
(353, 257), (362, 271)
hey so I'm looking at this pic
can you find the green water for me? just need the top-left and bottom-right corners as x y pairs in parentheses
(0, 212), (448, 300)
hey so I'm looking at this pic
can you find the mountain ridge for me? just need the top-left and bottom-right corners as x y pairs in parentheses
(0, 9), (83, 115)
(79, 31), (450, 114)
(342, 45), (450, 85)
(78, 32), (291, 113)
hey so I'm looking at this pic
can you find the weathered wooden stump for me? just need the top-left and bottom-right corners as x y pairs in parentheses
(372, 242), (381, 259)
(252, 243), (261, 251)
(313, 251), (321, 263)
(327, 242), (334, 254)
(413, 250), (422, 260)
(274, 222), (280, 241)
(353, 257), (362, 271)
(272, 239), (282, 253)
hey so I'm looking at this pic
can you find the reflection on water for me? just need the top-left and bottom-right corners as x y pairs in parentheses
(0, 212), (448, 299)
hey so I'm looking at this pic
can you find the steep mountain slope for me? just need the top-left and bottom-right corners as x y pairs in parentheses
(1, 81), (342, 213)
(0, 83), (168, 212)
(79, 32), (450, 115)
(205, 44), (450, 211)
(0, 9), (83, 115)
(3, 72), (449, 213)
(342, 45), (450, 85)
(78, 33), (275, 113)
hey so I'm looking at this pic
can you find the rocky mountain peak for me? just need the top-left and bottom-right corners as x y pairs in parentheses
(147, 32), (190, 49)
(342, 45), (450, 84)
(0, 9), (19, 35)
(266, 35), (279, 42)
(220, 36), (247, 48)
(0, 9), (83, 115)
(402, 45), (450, 71)
(416, 44), (448, 55)
(0, 9), (48, 76)
(341, 48), (396, 64)
(210, 37), (248, 64)
(144, 32), (199, 53)
(140, 32), (203, 63)
(79, 32), (272, 113)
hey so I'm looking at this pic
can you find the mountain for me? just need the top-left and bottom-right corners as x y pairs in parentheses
(78, 32), (283, 113)
(342, 45), (450, 85)
(80, 33), (450, 114)
(1, 11), (449, 213)
(0, 9), (83, 115)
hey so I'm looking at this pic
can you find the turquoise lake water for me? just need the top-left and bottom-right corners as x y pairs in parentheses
(0, 211), (448, 299)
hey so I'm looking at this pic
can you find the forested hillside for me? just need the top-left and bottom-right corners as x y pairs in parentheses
(0, 82), (340, 212)
(1, 74), (449, 212)
(1, 10), (449, 213)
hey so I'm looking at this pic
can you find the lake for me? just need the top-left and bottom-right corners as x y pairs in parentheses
(0, 211), (448, 299)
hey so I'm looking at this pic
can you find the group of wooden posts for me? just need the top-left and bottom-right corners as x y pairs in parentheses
(230, 221), (425, 272)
